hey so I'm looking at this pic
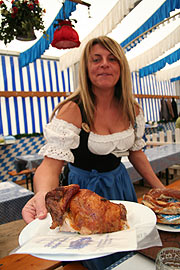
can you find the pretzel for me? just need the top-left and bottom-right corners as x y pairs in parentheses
(156, 214), (180, 225)
(141, 188), (180, 215)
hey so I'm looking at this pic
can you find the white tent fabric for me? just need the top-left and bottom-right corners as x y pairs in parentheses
(128, 21), (180, 72)
(1, 0), (179, 78)
(57, 0), (180, 81)
(59, 0), (171, 70)
(137, 40), (180, 78)
(0, 0), (180, 136)
(59, 0), (141, 71)
(156, 60), (180, 81)
(0, 0), (120, 57)
(108, 0), (167, 45)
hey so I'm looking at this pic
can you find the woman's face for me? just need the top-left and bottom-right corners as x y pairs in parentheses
(87, 44), (120, 91)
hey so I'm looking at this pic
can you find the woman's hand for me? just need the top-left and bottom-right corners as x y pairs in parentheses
(22, 157), (64, 224)
(128, 149), (165, 189)
(22, 191), (48, 224)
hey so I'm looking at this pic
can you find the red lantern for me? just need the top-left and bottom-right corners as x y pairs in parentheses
(51, 20), (80, 49)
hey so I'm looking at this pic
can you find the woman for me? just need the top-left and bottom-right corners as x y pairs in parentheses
(22, 36), (164, 269)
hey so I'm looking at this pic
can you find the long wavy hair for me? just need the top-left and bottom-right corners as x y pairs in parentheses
(51, 36), (139, 127)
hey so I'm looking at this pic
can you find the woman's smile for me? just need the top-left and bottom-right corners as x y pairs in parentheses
(97, 73), (112, 76)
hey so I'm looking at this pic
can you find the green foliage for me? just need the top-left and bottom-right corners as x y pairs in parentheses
(0, 0), (46, 44)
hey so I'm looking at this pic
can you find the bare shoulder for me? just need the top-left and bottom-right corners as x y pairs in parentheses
(56, 101), (82, 128)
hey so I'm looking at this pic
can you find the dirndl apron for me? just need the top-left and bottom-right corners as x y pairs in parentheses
(68, 162), (137, 270)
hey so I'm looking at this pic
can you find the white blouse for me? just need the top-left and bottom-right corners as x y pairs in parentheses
(39, 110), (146, 163)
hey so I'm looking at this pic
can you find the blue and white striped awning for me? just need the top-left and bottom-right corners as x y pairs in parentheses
(132, 72), (177, 122)
(0, 54), (74, 136)
(0, 54), (178, 136)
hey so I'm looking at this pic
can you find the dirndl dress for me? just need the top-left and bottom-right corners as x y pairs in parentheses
(39, 100), (146, 270)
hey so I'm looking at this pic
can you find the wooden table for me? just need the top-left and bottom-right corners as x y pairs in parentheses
(0, 254), (62, 270)
(1, 174), (180, 269)
(0, 254), (88, 270)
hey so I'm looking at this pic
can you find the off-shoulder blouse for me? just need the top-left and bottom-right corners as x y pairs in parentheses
(39, 109), (146, 163)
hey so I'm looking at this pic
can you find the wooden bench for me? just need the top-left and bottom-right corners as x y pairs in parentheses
(8, 168), (35, 191)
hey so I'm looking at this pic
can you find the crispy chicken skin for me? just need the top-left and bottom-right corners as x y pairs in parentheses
(45, 184), (129, 234)
(45, 184), (80, 229)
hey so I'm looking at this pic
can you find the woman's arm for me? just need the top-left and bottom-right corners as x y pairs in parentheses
(34, 156), (64, 193)
(128, 149), (165, 188)
(22, 101), (82, 224)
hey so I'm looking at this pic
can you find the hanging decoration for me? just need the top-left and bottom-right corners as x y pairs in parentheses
(19, 0), (77, 68)
(51, 19), (80, 49)
(0, 0), (46, 45)
(51, 1), (82, 50)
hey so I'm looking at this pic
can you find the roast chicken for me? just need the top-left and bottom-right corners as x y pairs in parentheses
(45, 184), (129, 235)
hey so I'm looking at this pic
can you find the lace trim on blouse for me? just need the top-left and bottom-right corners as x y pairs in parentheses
(39, 118), (80, 162)
(39, 109), (145, 162)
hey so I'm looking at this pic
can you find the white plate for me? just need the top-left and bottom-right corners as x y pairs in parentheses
(19, 201), (156, 261)
(156, 223), (180, 232)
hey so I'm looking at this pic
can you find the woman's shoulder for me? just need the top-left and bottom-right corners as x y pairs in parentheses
(56, 101), (82, 128)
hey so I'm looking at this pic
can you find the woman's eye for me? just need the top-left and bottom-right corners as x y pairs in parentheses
(109, 57), (117, 62)
(92, 58), (100, 62)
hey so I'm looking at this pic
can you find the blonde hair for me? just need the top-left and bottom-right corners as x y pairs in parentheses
(51, 36), (138, 126)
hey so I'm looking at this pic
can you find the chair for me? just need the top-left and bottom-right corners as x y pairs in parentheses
(8, 168), (35, 191)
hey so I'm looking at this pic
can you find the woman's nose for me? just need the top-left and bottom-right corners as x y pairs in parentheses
(100, 58), (109, 67)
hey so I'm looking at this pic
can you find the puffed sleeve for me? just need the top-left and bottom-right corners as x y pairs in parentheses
(130, 109), (146, 151)
(39, 118), (81, 162)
